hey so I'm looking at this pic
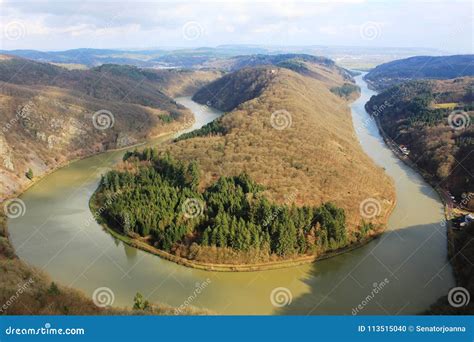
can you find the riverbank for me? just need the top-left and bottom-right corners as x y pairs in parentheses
(0, 119), (207, 315)
(1, 118), (193, 202)
(90, 188), (396, 272)
(370, 106), (473, 314)
(1, 211), (214, 315)
(88, 83), (397, 272)
(371, 115), (460, 219)
(372, 113), (473, 218)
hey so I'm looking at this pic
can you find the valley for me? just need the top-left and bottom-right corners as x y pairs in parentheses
(1, 50), (471, 315)
(5, 70), (455, 314)
(91, 56), (395, 268)
(0, 2), (472, 340)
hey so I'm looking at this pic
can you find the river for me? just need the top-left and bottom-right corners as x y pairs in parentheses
(8, 77), (454, 315)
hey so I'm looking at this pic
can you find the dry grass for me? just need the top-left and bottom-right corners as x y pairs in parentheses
(50, 63), (89, 70)
(431, 102), (458, 109)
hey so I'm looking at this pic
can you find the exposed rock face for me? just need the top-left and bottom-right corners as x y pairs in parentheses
(116, 133), (137, 148)
(0, 91), (193, 200)
(0, 55), (220, 200)
(0, 134), (14, 171)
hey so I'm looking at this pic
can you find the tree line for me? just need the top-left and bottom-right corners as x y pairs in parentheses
(94, 148), (360, 258)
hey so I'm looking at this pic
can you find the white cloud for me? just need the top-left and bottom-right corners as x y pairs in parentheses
(0, 0), (471, 52)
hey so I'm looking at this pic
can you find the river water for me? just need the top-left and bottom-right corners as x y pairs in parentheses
(8, 78), (454, 315)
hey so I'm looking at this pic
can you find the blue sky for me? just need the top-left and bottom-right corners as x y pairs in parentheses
(0, 0), (472, 53)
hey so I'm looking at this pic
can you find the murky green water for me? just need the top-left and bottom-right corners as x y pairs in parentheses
(8, 81), (454, 315)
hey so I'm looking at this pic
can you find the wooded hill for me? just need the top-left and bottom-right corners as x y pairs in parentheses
(174, 57), (395, 229)
(94, 151), (354, 263)
(0, 55), (219, 199)
(365, 55), (474, 90)
(97, 54), (396, 265)
(366, 77), (474, 209)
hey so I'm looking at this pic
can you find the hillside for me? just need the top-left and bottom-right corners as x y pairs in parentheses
(366, 77), (474, 209)
(203, 54), (354, 80)
(175, 65), (394, 229)
(192, 67), (276, 111)
(193, 54), (356, 111)
(94, 56), (395, 267)
(365, 55), (474, 90)
(0, 55), (219, 199)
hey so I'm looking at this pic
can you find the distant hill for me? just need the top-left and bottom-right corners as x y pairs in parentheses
(228, 54), (334, 70)
(194, 54), (356, 111)
(0, 48), (154, 68)
(203, 53), (352, 78)
(0, 55), (219, 199)
(1, 46), (445, 71)
(0, 47), (260, 69)
(365, 55), (474, 90)
(0, 49), (345, 71)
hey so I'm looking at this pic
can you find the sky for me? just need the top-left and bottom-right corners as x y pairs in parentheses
(0, 0), (472, 53)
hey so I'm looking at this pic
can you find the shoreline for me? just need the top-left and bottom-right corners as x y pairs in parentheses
(370, 112), (473, 292)
(361, 75), (473, 312)
(361, 75), (470, 220)
(90, 186), (396, 273)
(5, 86), (398, 273)
(86, 88), (397, 273)
(371, 114), (460, 220)
(1, 119), (193, 203)
(1, 118), (193, 274)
